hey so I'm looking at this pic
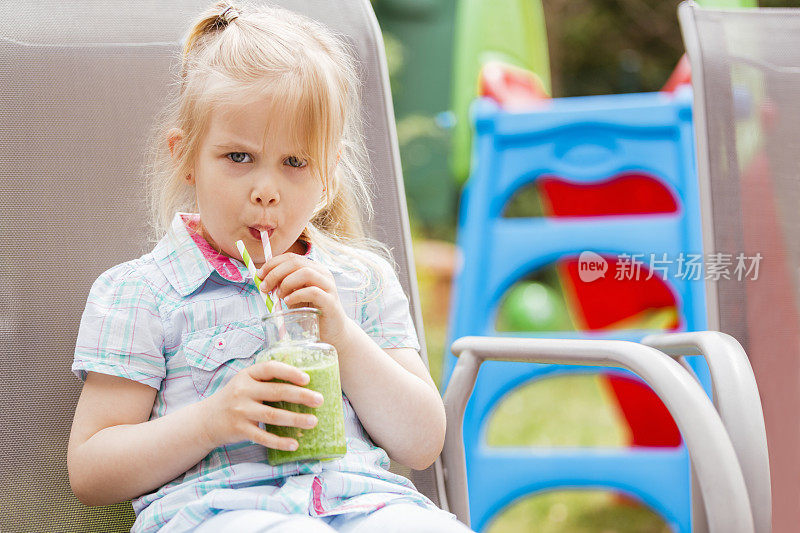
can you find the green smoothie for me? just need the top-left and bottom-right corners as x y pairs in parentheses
(257, 345), (347, 465)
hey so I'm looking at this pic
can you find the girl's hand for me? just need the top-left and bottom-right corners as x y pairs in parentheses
(201, 360), (324, 450)
(257, 253), (349, 347)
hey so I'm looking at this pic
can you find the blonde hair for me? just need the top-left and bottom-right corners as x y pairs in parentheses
(144, 0), (393, 279)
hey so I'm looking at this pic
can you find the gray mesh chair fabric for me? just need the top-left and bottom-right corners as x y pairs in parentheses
(0, 1), (442, 531)
(679, 2), (800, 531)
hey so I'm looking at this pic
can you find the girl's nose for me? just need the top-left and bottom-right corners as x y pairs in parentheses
(251, 180), (279, 206)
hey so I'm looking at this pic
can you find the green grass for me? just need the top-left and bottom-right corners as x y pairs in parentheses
(486, 374), (628, 448)
(486, 490), (672, 533)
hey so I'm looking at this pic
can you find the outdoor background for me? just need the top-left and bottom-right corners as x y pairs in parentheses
(371, 1), (800, 531)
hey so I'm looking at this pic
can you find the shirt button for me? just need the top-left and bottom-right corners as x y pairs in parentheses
(215, 337), (226, 350)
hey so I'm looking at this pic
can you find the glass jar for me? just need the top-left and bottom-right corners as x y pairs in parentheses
(256, 307), (347, 465)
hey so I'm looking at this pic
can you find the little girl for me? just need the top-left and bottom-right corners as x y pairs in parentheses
(67, 2), (472, 532)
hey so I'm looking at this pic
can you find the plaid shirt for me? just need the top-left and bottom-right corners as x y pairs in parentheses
(73, 213), (442, 532)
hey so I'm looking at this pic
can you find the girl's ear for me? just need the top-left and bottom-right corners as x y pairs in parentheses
(168, 128), (195, 185)
(167, 128), (184, 159)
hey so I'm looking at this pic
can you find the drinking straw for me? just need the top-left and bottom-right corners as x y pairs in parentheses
(257, 232), (289, 343)
(235, 240), (274, 313)
(260, 230), (273, 263)
(259, 230), (288, 311)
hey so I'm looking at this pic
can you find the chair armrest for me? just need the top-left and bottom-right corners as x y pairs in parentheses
(641, 331), (770, 533)
(441, 335), (753, 532)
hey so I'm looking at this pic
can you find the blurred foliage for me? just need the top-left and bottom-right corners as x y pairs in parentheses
(374, 0), (458, 241)
(382, 32), (405, 83)
(376, 0), (800, 243)
(544, 0), (684, 96)
(545, 0), (800, 97)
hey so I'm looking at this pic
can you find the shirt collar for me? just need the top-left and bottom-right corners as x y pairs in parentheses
(153, 212), (312, 297)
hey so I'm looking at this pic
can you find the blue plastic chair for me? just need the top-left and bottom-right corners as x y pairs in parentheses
(444, 89), (711, 532)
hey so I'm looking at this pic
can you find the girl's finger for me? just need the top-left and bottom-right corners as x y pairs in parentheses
(256, 254), (286, 279)
(256, 253), (293, 279)
(246, 424), (299, 451)
(248, 360), (309, 386)
(243, 401), (318, 429)
(275, 268), (332, 299)
(256, 381), (324, 407)
(261, 257), (302, 292)
(283, 286), (328, 309)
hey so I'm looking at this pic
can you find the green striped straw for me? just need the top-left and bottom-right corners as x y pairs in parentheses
(236, 240), (274, 313)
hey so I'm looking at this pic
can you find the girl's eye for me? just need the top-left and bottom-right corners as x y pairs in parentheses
(284, 156), (307, 169)
(227, 152), (252, 164)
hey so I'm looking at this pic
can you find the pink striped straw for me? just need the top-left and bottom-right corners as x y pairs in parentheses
(260, 230), (273, 264)
(259, 229), (274, 305)
(260, 230), (287, 314)
(260, 230), (288, 339)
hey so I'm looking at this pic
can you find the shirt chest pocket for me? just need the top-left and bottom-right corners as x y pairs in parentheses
(182, 322), (265, 398)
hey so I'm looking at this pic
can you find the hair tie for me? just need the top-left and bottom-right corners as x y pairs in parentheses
(213, 5), (240, 30)
(221, 6), (240, 21)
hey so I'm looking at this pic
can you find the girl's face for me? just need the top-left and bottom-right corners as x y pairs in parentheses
(186, 95), (324, 263)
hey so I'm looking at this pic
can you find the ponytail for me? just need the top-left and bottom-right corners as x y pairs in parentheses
(181, 2), (242, 86)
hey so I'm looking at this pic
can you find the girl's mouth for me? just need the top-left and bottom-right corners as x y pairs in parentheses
(249, 227), (274, 240)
